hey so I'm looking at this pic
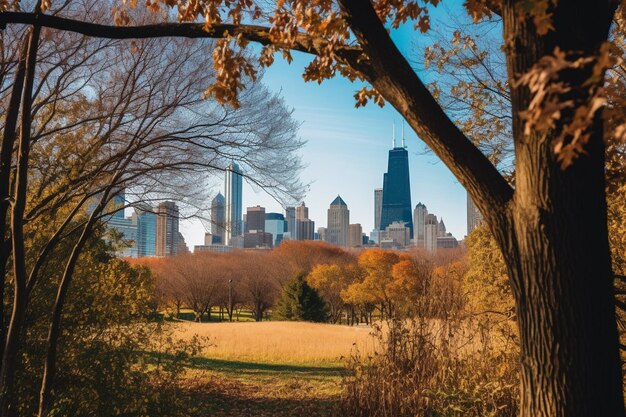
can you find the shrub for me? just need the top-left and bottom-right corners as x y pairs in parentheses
(339, 318), (518, 417)
(273, 273), (328, 322)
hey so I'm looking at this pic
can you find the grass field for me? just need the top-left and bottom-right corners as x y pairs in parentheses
(170, 321), (376, 416)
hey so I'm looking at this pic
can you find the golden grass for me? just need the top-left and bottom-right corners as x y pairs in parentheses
(171, 321), (378, 365)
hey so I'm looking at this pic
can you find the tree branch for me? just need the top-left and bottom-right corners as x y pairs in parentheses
(0, 11), (371, 75)
(337, 0), (514, 218)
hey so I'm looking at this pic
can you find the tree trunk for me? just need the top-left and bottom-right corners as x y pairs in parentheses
(0, 25), (40, 417)
(0, 32), (28, 371)
(498, 1), (625, 415)
(339, 0), (624, 413)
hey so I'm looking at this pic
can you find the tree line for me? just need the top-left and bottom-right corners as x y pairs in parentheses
(135, 240), (467, 325)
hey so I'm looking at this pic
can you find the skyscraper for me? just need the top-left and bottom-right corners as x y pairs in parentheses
(438, 218), (447, 237)
(224, 162), (243, 246)
(210, 192), (225, 244)
(156, 201), (179, 257)
(374, 188), (383, 230)
(112, 189), (126, 220)
(107, 215), (138, 258)
(413, 202), (427, 247)
(380, 126), (413, 238)
(296, 202), (309, 221)
(467, 191), (484, 235)
(133, 204), (156, 257)
(265, 212), (287, 246)
(246, 206), (266, 232)
(294, 202), (314, 240)
(103, 188), (138, 257)
(326, 195), (350, 247)
(296, 219), (315, 240)
(381, 221), (411, 248)
(348, 223), (363, 247)
(285, 206), (296, 239)
(425, 213), (438, 252)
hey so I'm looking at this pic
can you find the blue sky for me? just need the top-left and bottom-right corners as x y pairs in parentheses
(181, 4), (476, 248)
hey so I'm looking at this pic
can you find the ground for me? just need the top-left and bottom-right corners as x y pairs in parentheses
(169, 321), (375, 416)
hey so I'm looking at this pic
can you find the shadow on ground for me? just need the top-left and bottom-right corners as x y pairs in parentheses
(146, 352), (345, 416)
(189, 357), (344, 376)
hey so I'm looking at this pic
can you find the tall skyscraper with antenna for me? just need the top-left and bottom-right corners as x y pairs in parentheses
(224, 162), (243, 246)
(380, 123), (413, 238)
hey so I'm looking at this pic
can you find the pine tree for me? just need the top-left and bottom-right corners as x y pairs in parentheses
(273, 274), (328, 322)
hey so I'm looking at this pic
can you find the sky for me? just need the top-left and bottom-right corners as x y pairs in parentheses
(180, 5), (475, 249)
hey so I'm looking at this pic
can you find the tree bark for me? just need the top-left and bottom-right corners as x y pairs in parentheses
(0, 42), (26, 369)
(499, 1), (624, 415)
(0, 24), (40, 417)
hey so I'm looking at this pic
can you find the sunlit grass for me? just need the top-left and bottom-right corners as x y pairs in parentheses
(172, 320), (378, 365)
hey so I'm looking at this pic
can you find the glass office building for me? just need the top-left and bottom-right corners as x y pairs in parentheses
(380, 146), (413, 238)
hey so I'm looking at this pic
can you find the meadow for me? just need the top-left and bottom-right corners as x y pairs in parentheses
(170, 321), (377, 416)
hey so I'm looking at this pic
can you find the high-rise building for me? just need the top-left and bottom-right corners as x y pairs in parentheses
(133, 205), (156, 257)
(265, 212), (287, 246)
(374, 188), (383, 230)
(381, 221), (411, 248)
(437, 234), (459, 249)
(467, 192), (484, 235)
(245, 206), (266, 232)
(112, 189), (126, 220)
(102, 188), (138, 258)
(296, 219), (315, 240)
(291, 202), (314, 240)
(438, 218), (447, 237)
(296, 202), (309, 221)
(177, 232), (190, 254)
(413, 202), (428, 247)
(425, 213), (438, 252)
(210, 192), (225, 244)
(107, 215), (138, 258)
(317, 227), (327, 242)
(370, 229), (381, 244)
(348, 223), (363, 247)
(243, 230), (273, 248)
(224, 162), (243, 246)
(380, 126), (413, 238)
(285, 206), (296, 239)
(156, 201), (179, 257)
(326, 195), (350, 247)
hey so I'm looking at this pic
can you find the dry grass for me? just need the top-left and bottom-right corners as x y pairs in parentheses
(171, 320), (378, 365)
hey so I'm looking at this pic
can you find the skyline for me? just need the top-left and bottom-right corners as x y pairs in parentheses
(180, 8), (469, 248)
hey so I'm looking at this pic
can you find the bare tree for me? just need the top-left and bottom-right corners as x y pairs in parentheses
(0, 2), (306, 415)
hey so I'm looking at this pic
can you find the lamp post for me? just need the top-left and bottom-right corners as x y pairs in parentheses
(228, 279), (233, 322)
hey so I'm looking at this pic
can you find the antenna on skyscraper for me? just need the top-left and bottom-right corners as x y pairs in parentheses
(401, 120), (406, 148)
(392, 122), (396, 148)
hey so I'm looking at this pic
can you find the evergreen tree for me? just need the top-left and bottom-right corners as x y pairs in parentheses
(274, 274), (328, 322)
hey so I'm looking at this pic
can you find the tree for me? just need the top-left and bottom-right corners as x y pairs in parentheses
(2, 0), (626, 415)
(236, 251), (280, 322)
(273, 273), (327, 322)
(307, 263), (353, 323)
(0, 2), (305, 415)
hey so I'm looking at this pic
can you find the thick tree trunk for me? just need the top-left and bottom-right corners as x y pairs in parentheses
(339, 0), (624, 415)
(499, 1), (625, 415)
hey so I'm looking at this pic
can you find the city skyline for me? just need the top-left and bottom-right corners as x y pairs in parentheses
(178, 123), (469, 249)
(177, 13), (469, 248)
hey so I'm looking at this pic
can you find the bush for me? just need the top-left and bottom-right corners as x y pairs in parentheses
(339, 318), (518, 417)
(273, 273), (328, 322)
